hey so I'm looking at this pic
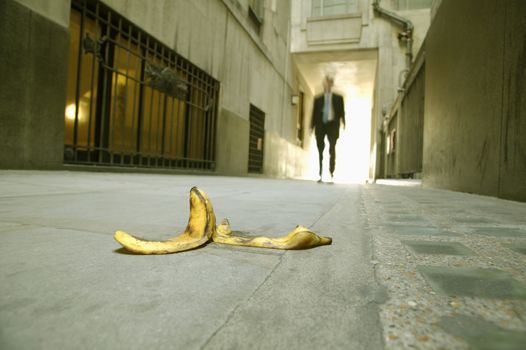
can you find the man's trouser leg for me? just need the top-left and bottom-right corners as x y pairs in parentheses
(328, 132), (338, 176)
(315, 130), (326, 177)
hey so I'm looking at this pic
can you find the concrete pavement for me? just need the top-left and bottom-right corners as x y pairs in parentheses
(0, 171), (525, 349)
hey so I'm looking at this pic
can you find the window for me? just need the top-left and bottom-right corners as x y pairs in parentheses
(65, 0), (219, 170)
(64, 10), (99, 149)
(311, 0), (358, 17)
(297, 92), (305, 147)
(396, 0), (433, 11)
(248, 105), (265, 173)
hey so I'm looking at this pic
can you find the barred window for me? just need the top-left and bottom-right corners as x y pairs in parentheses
(248, 105), (265, 173)
(64, 0), (219, 170)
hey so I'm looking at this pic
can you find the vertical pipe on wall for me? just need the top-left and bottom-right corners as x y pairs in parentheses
(372, 0), (414, 72)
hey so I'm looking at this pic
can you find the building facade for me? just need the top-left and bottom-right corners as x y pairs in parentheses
(1, 0), (308, 178)
(1, 0), (525, 201)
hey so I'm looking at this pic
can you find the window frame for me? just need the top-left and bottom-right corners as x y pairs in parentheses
(311, 0), (358, 17)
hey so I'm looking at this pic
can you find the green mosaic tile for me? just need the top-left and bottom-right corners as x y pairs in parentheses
(511, 247), (526, 255)
(418, 266), (526, 299)
(383, 224), (451, 236)
(452, 216), (494, 224)
(439, 314), (526, 350)
(402, 241), (475, 256)
(472, 227), (526, 237)
(503, 243), (526, 256)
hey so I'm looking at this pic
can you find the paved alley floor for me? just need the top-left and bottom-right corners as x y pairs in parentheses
(0, 171), (525, 349)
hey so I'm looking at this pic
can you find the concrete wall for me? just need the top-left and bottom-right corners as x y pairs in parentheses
(13, 0), (70, 27)
(383, 59), (425, 179)
(499, 1), (526, 201)
(423, 0), (526, 201)
(0, 0), (70, 169)
(215, 109), (249, 175)
(385, 112), (397, 177)
(286, 63), (315, 178)
(397, 65), (424, 176)
(430, 0), (442, 22)
(103, 0), (308, 178)
(1, 0), (309, 177)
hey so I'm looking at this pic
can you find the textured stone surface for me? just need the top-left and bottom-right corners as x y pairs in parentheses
(451, 216), (494, 224)
(382, 224), (450, 236)
(364, 181), (526, 349)
(402, 241), (475, 256)
(505, 246), (526, 256)
(418, 266), (526, 299)
(472, 227), (526, 237)
(439, 315), (526, 350)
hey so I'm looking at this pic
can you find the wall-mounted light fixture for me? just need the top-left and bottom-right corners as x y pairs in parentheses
(291, 95), (299, 105)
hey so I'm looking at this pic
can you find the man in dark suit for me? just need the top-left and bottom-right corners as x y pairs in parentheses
(311, 75), (346, 182)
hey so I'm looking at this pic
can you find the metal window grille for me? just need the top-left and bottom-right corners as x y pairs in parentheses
(64, 0), (219, 170)
(248, 105), (265, 173)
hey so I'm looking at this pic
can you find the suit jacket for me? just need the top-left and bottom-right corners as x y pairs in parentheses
(311, 92), (345, 138)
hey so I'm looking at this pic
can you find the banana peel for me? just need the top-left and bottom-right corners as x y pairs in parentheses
(213, 219), (332, 250)
(114, 187), (331, 254)
(114, 187), (216, 254)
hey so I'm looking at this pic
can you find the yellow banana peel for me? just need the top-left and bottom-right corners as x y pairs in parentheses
(114, 187), (216, 254)
(213, 219), (332, 250)
(114, 187), (331, 254)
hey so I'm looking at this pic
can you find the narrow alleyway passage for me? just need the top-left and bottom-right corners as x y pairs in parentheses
(0, 171), (525, 349)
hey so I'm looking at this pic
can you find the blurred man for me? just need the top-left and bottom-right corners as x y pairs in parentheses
(311, 75), (346, 183)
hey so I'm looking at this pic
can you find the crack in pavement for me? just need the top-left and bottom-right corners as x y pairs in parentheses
(308, 188), (351, 230)
(199, 252), (285, 350)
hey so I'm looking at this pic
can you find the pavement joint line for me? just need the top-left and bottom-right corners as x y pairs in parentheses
(198, 253), (286, 350)
(0, 179), (139, 192)
(308, 188), (350, 230)
(0, 220), (113, 237)
(361, 193), (390, 349)
(209, 190), (258, 199)
(0, 192), (88, 199)
(0, 189), (132, 199)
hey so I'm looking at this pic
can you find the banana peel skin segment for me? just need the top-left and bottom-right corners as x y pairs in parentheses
(113, 187), (216, 254)
(213, 219), (332, 250)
